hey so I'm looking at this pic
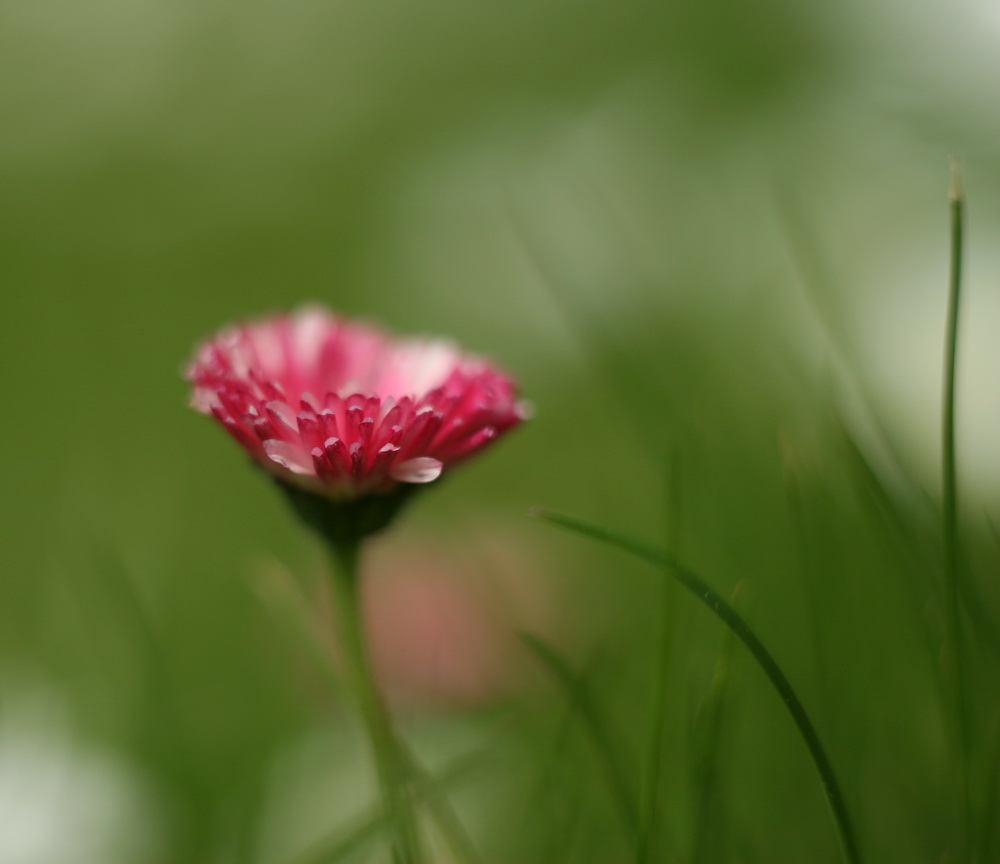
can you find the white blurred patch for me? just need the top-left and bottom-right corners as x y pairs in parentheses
(390, 340), (461, 396)
(0, 675), (160, 864)
(291, 307), (333, 373)
(850, 236), (1000, 508)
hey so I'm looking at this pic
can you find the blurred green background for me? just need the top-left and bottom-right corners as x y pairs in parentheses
(3, 0), (1000, 861)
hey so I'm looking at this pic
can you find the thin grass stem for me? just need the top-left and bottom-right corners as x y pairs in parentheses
(978, 718), (1000, 863)
(531, 507), (862, 864)
(635, 565), (675, 864)
(942, 158), (973, 860)
(636, 456), (681, 864)
(690, 585), (739, 864)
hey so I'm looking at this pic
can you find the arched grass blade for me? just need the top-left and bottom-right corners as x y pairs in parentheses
(531, 507), (862, 864)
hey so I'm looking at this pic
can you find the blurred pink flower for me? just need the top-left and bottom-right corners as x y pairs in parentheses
(361, 530), (556, 708)
(188, 307), (527, 501)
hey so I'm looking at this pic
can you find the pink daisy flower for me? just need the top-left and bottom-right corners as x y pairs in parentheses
(187, 307), (528, 505)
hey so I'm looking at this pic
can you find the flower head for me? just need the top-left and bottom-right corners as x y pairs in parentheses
(187, 308), (527, 510)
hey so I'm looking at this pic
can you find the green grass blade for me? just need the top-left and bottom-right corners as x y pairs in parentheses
(636, 458), (681, 864)
(508, 214), (663, 459)
(531, 507), (862, 864)
(978, 717), (1000, 864)
(515, 687), (591, 863)
(942, 160), (973, 860)
(289, 815), (384, 864)
(942, 160), (965, 593)
(252, 562), (347, 699)
(403, 746), (484, 864)
(530, 508), (663, 567)
(689, 584), (739, 864)
(257, 565), (484, 864)
(518, 630), (641, 844)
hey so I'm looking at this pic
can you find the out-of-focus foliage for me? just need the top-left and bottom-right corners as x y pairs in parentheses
(3, 0), (1000, 861)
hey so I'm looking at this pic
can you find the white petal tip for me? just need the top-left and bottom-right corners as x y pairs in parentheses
(263, 440), (314, 475)
(191, 389), (219, 413)
(390, 457), (443, 484)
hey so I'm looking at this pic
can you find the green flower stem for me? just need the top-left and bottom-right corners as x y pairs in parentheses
(325, 539), (423, 864)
